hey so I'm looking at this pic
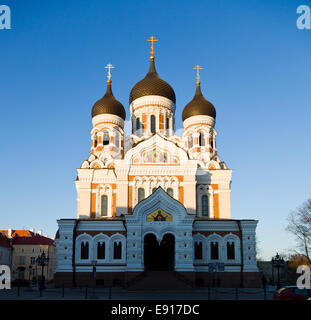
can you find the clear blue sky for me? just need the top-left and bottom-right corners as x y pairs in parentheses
(1, 0), (311, 259)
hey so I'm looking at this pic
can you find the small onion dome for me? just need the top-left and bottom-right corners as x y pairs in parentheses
(182, 82), (216, 121)
(129, 57), (176, 104)
(92, 80), (126, 120)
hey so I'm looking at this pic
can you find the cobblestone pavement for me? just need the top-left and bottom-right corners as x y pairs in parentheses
(0, 286), (275, 300)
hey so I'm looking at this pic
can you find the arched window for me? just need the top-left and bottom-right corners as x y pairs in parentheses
(199, 132), (205, 146)
(227, 242), (235, 260)
(188, 135), (193, 148)
(80, 241), (89, 260)
(152, 187), (157, 194)
(202, 195), (209, 217)
(101, 195), (108, 216)
(211, 242), (219, 260)
(113, 242), (122, 259)
(210, 135), (214, 149)
(136, 117), (141, 132)
(138, 188), (145, 203)
(115, 133), (119, 148)
(150, 115), (156, 133)
(94, 136), (98, 148)
(167, 188), (174, 198)
(166, 117), (169, 130)
(195, 242), (203, 260)
(97, 242), (105, 259)
(103, 130), (109, 145)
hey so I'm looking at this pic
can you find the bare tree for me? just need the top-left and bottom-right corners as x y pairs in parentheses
(286, 199), (311, 263)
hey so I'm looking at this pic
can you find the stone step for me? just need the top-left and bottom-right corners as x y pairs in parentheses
(127, 271), (194, 291)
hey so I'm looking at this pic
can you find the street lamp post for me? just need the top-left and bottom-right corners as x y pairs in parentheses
(272, 253), (285, 289)
(36, 251), (49, 290)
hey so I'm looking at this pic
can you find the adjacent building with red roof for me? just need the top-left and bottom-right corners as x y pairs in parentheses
(0, 230), (56, 283)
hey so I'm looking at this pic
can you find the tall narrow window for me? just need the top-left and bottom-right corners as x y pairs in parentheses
(199, 132), (205, 146)
(113, 242), (122, 259)
(227, 242), (235, 260)
(188, 135), (193, 148)
(210, 135), (214, 149)
(97, 242), (105, 259)
(152, 187), (157, 193)
(138, 188), (145, 203)
(202, 195), (209, 217)
(115, 133), (119, 148)
(211, 242), (219, 260)
(151, 115), (156, 133)
(94, 136), (98, 148)
(167, 188), (174, 198)
(166, 117), (169, 130)
(81, 241), (89, 260)
(103, 130), (109, 145)
(136, 117), (141, 131)
(195, 242), (203, 260)
(101, 195), (108, 216)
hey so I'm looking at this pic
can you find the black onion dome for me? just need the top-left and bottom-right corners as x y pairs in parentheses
(182, 83), (216, 121)
(129, 58), (176, 104)
(92, 81), (126, 120)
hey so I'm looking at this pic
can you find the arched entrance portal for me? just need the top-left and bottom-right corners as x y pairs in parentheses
(144, 233), (175, 271)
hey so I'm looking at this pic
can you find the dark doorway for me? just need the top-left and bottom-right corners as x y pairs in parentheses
(144, 233), (175, 271)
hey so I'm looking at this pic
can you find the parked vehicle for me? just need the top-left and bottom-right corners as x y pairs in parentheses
(274, 286), (311, 300)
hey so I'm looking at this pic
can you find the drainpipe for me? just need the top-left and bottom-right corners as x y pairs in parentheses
(72, 219), (80, 287)
(237, 220), (244, 288)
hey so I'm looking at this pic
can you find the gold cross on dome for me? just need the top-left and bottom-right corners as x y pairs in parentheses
(193, 65), (203, 84)
(105, 64), (115, 82)
(147, 36), (158, 58)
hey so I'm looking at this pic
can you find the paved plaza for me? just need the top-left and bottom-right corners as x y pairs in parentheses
(0, 286), (275, 300)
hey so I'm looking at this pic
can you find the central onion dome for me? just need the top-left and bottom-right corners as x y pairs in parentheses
(129, 57), (176, 104)
(182, 82), (216, 121)
(92, 80), (126, 120)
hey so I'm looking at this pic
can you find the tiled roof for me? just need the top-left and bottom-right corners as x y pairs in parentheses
(0, 230), (35, 238)
(11, 234), (55, 246)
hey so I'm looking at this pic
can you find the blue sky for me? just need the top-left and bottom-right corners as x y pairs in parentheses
(1, 0), (311, 259)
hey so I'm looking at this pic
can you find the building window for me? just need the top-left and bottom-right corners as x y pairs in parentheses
(113, 242), (122, 259)
(19, 256), (25, 265)
(136, 117), (141, 131)
(152, 187), (157, 193)
(103, 130), (109, 145)
(94, 136), (98, 148)
(30, 257), (36, 265)
(227, 242), (235, 260)
(195, 242), (203, 260)
(138, 188), (145, 202)
(80, 241), (89, 260)
(97, 242), (105, 259)
(150, 115), (156, 133)
(115, 133), (119, 148)
(167, 188), (174, 198)
(211, 242), (219, 260)
(188, 135), (193, 148)
(101, 195), (108, 216)
(166, 117), (169, 130)
(210, 135), (214, 148)
(202, 195), (209, 217)
(199, 132), (205, 146)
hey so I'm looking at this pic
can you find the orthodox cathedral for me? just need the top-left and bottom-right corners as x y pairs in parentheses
(55, 37), (260, 289)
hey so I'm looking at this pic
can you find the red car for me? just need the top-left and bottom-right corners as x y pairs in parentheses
(274, 286), (311, 300)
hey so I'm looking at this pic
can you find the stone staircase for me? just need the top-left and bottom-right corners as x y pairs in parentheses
(127, 271), (194, 291)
